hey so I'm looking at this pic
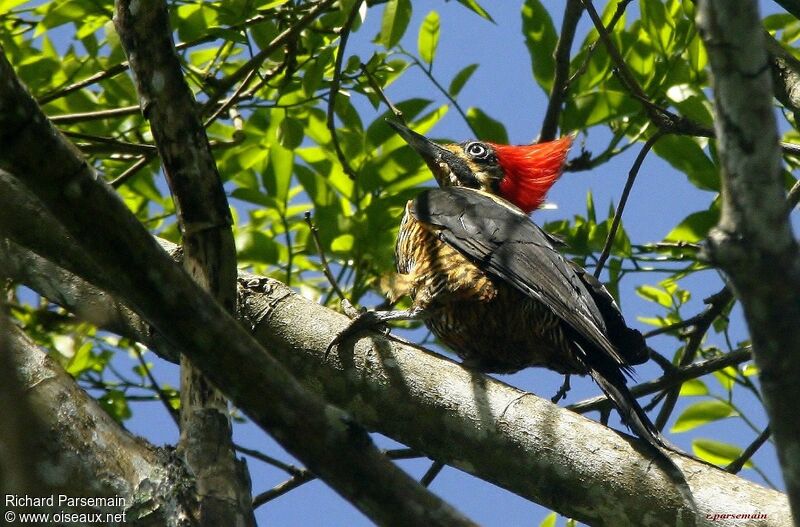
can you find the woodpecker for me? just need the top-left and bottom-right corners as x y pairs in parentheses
(330, 121), (671, 454)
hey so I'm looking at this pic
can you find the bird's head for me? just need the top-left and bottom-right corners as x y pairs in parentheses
(388, 120), (572, 213)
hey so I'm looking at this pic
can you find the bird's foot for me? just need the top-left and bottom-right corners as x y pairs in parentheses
(326, 303), (392, 357)
(551, 374), (571, 403)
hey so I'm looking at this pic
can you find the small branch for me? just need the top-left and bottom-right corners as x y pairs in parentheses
(787, 178), (800, 209)
(403, 52), (478, 137)
(420, 461), (445, 487)
(567, 0), (631, 88)
(110, 154), (156, 188)
(643, 286), (731, 339)
(250, 447), (427, 507)
(252, 471), (315, 508)
(326, 1), (361, 180)
(203, 68), (257, 127)
(654, 286), (735, 430)
(132, 345), (179, 426)
(61, 130), (156, 155)
(567, 347), (752, 414)
(540, 0), (582, 142)
(304, 211), (347, 302)
(50, 105), (141, 124)
(360, 62), (404, 120)
(205, 0), (338, 113)
(234, 444), (305, 476)
(594, 130), (664, 277)
(726, 426), (772, 474)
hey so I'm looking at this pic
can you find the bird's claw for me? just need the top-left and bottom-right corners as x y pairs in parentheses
(326, 310), (391, 357)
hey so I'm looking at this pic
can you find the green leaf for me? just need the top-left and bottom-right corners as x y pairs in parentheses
(466, 107), (508, 143)
(65, 342), (93, 376)
(713, 366), (738, 391)
(671, 400), (736, 433)
(133, 362), (154, 378)
(418, 11), (440, 65)
(263, 142), (294, 207)
(562, 90), (640, 131)
(379, 0), (412, 49)
(237, 231), (281, 264)
(742, 363), (759, 377)
(0, 0), (29, 11)
(303, 47), (334, 96)
(692, 438), (751, 468)
(278, 117), (304, 150)
(636, 284), (672, 308)
(522, 0), (557, 93)
(448, 63), (479, 97)
(653, 135), (719, 191)
(538, 512), (557, 527)
(455, 0), (494, 22)
(679, 379), (709, 397)
(665, 207), (720, 243)
(331, 234), (355, 253)
(99, 390), (132, 422)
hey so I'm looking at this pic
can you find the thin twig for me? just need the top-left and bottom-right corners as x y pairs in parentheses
(540, 0), (582, 142)
(594, 130), (664, 277)
(420, 461), (444, 487)
(360, 62), (404, 120)
(567, 347), (752, 414)
(203, 68), (257, 127)
(788, 178), (800, 209)
(36, 12), (280, 104)
(250, 447), (426, 508)
(234, 443), (305, 476)
(132, 345), (179, 425)
(326, 1), (361, 180)
(252, 471), (315, 508)
(577, 0), (714, 137)
(726, 426), (772, 474)
(403, 53), (478, 138)
(50, 105), (141, 124)
(110, 154), (156, 188)
(62, 130), (156, 155)
(304, 211), (347, 302)
(654, 286), (735, 430)
(566, 0), (631, 88)
(643, 287), (730, 339)
(203, 0), (338, 112)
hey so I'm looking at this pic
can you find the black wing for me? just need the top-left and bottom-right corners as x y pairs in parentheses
(410, 187), (627, 367)
(570, 263), (648, 365)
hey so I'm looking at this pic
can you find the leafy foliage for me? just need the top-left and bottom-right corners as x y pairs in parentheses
(4, 0), (790, 518)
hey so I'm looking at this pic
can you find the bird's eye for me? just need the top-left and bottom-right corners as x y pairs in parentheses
(466, 142), (488, 159)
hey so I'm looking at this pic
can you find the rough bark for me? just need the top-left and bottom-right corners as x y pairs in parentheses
(766, 34), (800, 120)
(698, 0), (800, 522)
(1, 228), (791, 525)
(0, 47), (476, 527)
(113, 1), (249, 524)
(0, 323), (196, 526)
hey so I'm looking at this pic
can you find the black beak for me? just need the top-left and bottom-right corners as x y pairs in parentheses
(386, 120), (450, 164)
(386, 119), (480, 188)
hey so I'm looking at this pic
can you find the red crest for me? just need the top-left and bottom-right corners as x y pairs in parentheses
(489, 136), (572, 213)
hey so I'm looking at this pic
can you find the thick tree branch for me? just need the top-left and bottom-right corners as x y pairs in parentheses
(0, 323), (194, 523)
(1, 228), (790, 525)
(0, 48), (475, 527)
(698, 0), (800, 520)
(114, 1), (249, 523)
